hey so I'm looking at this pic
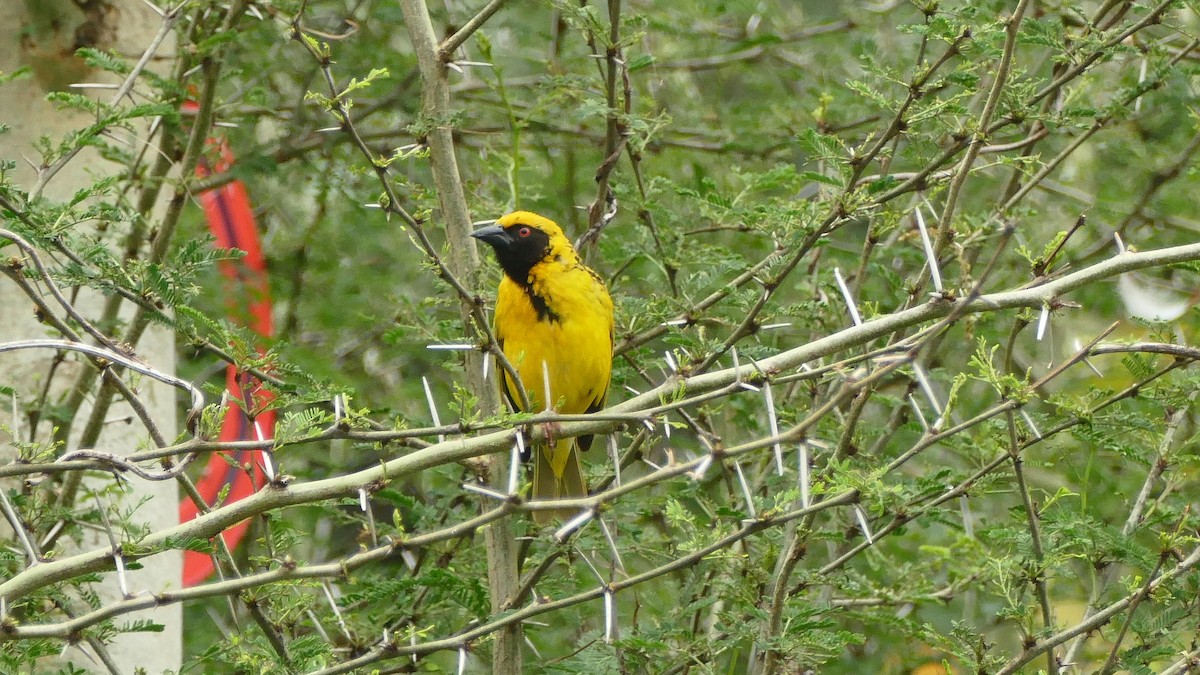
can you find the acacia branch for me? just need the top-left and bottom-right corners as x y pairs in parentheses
(3, 240), (1198, 606)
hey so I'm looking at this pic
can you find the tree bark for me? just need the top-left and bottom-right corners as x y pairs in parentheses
(398, 1), (522, 672)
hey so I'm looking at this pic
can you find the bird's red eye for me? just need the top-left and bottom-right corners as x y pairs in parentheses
(517, 226), (532, 238)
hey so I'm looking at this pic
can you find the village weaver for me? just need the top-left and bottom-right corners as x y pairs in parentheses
(472, 211), (614, 524)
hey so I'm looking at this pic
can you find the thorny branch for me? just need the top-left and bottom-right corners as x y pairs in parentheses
(4, 2), (1200, 674)
(4, 238), (1200, 672)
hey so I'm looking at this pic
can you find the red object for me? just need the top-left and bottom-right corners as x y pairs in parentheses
(179, 105), (276, 586)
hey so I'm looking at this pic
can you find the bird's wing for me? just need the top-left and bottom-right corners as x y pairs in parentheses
(495, 336), (518, 410)
(577, 309), (613, 453)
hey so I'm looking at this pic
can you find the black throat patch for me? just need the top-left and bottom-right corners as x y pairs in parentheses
(490, 226), (561, 323)
(522, 285), (560, 323)
(493, 227), (550, 281)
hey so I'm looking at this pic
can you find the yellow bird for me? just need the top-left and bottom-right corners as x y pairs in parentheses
(472, 211), (614, 524)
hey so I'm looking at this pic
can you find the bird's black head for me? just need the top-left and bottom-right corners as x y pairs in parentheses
(471, 214), (557, 285)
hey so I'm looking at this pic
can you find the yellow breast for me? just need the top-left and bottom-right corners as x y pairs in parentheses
(495, 260), (613, 415)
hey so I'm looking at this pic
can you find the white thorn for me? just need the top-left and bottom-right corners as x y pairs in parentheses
(608, 435), (622, 487)
(457, 647), (467, 675)
(462, 482), (509, 500)
(853, 505), (874, 545)
(1019, 408), (1042, 440)
(140, 0), (165, 16)
(257, 414), (276, 481)
(358, 487), (369, 512)
(915, 206), (943, 292)
(907, 393), (929, 432)
(554, 509), (594, 542)
(114, 552), (129, 596)
(1074, 339), (1104, 377)
(833, 267), (862, 326)
(911, 363), (944, 419)
(762, 382), (784, 475)
(542, 361), (553, 412)
(307, 609), (332, 643)
(523, 634), (543, 659)
(690, 454), (713, 481)
(733, 461), (757, 518)
(426, 343), (477, 351)
(322, 581), (352, 641)
(1114, 232), (1126, 254)
(38, 520), (65, 550)
(663, 350), (678, 373)
(733, 346), (759, 391)
(507, 442), (520, 495)
(604, 589), (616, 643)
(422, 377), (445, 443)
(260, 452), (276, 483)
(1036, 304), (1050, 341)
(598, 517), (625, 573)
(577, 548), (606, 584)
(576, 547), (604, 583)
(1135, 54), (1148, 113)
(960, 494), (975, 538)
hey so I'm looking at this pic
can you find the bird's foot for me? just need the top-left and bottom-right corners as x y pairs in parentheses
(540, 419), (563, 447)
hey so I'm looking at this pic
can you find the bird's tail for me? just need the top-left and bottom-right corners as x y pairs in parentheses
(532, 438), (587, 525)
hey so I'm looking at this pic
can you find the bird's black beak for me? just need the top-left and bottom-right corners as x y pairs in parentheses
(470, 223), (509, 248)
